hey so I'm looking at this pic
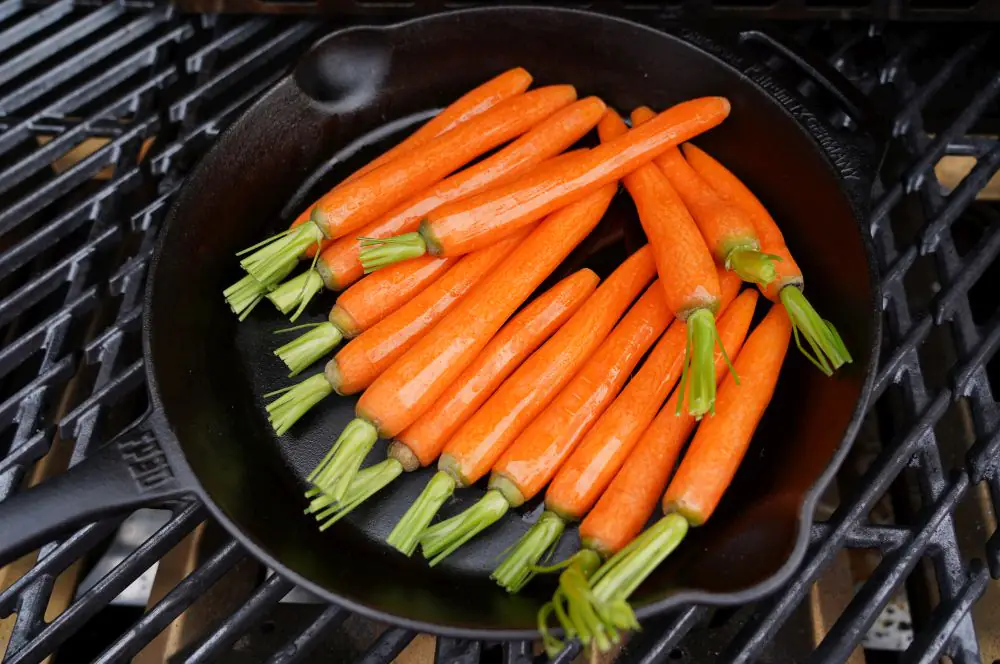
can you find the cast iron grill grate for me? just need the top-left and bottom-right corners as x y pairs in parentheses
(0, 5), (997, 663)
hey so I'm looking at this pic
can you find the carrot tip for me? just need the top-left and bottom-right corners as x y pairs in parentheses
(241, 221), (325, 289)
(267, 269), (325, 320)
(266, 373), (334, 435)
(311, 458), (403, 531)
(358, 232), (427, 272)
(274, 322), (343, 377)
(387, 471), (457, 556)
(309, 418), (379, 503)
(223, 273), (268, 321)
(491, 510), (566, 593)
(780, 286), (852, 376)
(420, 489), (510, 566)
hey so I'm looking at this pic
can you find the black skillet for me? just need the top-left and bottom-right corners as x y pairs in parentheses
(0, 7), (883, 638)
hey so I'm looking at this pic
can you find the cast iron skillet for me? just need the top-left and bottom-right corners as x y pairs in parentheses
(0, 7), (883, 638)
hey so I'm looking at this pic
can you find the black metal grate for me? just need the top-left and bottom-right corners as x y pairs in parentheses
(0, 5), (998, 664)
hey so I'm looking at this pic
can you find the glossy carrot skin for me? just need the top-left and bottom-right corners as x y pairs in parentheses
(396, 270), (598, 469)
(356, 185), (617, 438)
(600, 110), (720, 318)
(329, 256), (452, 338)
(579, 288), (758, 556)
(311, 86), (577, 240)
(490, 283), (672, 506)
(291, 67), (533, 256)
(664, 304), (791, 525)
(545, 268), (742, 520)
(421, 97), (731, 257)
(438, 247), (656, 487)
(327, 231), (525, 395)
(682, 143), (803, 301)
(316, 99), (605, 290)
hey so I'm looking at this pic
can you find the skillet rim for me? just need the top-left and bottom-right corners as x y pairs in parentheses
(143, 5), (883, 639)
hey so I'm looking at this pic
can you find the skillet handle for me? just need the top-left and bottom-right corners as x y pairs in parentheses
(0, 414), (192, 565)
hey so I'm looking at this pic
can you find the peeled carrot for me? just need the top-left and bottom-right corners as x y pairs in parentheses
(579, 285), (756, 557)
(493, 270), (741, 593)
(387, 247), (655, 556)
(601, 109), (725, 418)
(682, 142), (852, 375)
(307, 186), (617, 505)
(420, 282), (671, 567)
(223, 68), (531, 317)
(265, 230), (523, 437)
(264, 100), (604, 317)
(272, 256), (452, 376)
(357, 99), (607, 273)
(303, 270), (597, 530)
(554, 304), (790, 655)
(365, 97), (730, 263)
(238, 85), (576, 289)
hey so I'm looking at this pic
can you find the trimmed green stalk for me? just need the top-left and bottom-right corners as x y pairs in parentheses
(537, 549), (609, 657)
(267, 269), (325, 321)
(491, 510), (566, 593)
(358, 233), (427, 273)
(419, 489), (510, 566)
(387, 471), (457, 556)
(727, 248), (780, 287)
(308, 418), (379, 503)
(266, 373), (334, 435)
(240, 221), (325, 289)
(677, 308), (735, 419)
(223, 258), (297, 320)
(306, 458), (403, 530)
(274, 323), (343, 376)
(780, 286), (852, 376)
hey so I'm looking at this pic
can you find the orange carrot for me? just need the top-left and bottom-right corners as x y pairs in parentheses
(387, 247), (655, 556)
(682, 142), (852, 375)
(420, 283), (670, 567)
(579, 286), (757, 557)
(289, 68), (533, 252)
(365, 98), (730, 263)
(303, 270), (597, 530)
(628, 106), (776, 291)
(664, 304), (792, 524)
(602, 108), (725, 419)
(272, 256), (453, 376)
(550, 303), (790, 655)
(265, 230), (523, 436)
(394, 270), (598, 470)
(239, 85), (577, 289)
(265, 100), (603, 317)
(493, 270), (742, 593)
(539, 291), (764, 651)
(308, 185), (617, 506)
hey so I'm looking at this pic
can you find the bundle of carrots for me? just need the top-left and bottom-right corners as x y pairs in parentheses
(223, 68), (854, 653)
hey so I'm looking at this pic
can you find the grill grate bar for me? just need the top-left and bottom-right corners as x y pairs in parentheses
(267, 604), (348, 664)
(356, 627), (416, 664)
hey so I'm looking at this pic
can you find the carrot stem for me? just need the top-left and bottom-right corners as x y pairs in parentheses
(223, 274), (269, 321)
(309, 418), (379, 502)
(780, 286), (852, 376)
(420, 489), (510, 566)
(538, 549), (604, 656)
(726, 249), (780, 287)
(591, 513), (689, 604)
(358, 233), (428, 273)
(310, 458), (404, 530)
(274, 322), (344, 376)
(266, 373), (334, 435)
(387, 470), (457, 555)
(491, 510), (566, 593)
(240, 221), (326, 289)
(267, 269), (325, 320)
(682, 309), (722, 419)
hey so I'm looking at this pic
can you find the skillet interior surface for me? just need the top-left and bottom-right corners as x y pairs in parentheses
(147, 7), (879, 635)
